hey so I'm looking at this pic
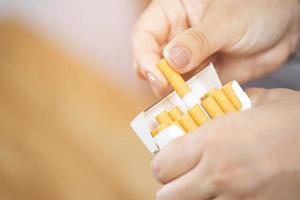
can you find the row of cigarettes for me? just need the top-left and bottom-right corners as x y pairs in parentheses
(131, 59), (251, 153)
(152, 82), (242, 136)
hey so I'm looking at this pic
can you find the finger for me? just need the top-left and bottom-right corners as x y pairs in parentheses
(132, 0), (190, 97)
(163, 6), (237, 74)
(151, 127), (208, 184)
(246, 87), (295, 107)
(132, 1), (170, 95)
(216, 31), (293, 84)
(156, 164), (217, 200)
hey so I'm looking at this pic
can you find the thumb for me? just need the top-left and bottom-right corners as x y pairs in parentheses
(163, 12), (235, 73)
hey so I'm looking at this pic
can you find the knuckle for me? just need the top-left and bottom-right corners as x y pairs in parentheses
(264, 88), (293, 101)
(151, 160), (163, 181)
(211, 164), (251, 199)
(151, 154), (171, 183)
(157, 173), (169, 184)
(211, 173), (228, 189)
(184, 30), (209, 55)
(211, 163), (237, 189)
(152, 162), (169, 184)
(152, 137), (190, 184)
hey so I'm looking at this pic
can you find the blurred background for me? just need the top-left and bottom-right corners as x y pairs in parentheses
(0, 0), (160, 199)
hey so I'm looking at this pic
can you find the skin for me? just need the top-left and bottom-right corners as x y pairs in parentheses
(132, 0), (300, 97)
(132, 0), (300, 199)
(151, 88), (300, 200)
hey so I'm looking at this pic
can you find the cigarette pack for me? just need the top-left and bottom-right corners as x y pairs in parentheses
(131, 63), (251, 154)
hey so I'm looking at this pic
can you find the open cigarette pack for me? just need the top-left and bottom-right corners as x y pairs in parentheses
(131, 60), (251, 154)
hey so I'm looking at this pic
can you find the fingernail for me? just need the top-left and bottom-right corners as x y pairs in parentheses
(168, 46), (191, 69)
(147, 72), (164, 96)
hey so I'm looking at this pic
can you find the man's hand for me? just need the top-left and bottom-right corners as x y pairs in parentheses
(132, 0), (300, 96)
(151, 88), (300, 200)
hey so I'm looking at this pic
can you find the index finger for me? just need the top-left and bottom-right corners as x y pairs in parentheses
(132, 1), (170, 95)
(151, 127), (208, 184)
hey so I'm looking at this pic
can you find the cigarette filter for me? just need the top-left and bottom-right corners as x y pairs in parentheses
(155, 111), (173, 125)
(178, 113), (198, 132)
(169, 106), (183, 121)
(151, 123), (168, 137)
(222, 82), (242, 110)
(188, 104), (209, 125)
(157, 59), (191, 98)
(201, 87), (217, 100)
(201, 96), (224, 118)
(212, 89), (236, 113)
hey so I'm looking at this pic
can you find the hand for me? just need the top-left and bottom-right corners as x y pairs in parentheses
(132, 0), (300, 97)
(151, 88), (300, 200)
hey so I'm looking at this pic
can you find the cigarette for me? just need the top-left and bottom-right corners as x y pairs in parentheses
(212, 89), (236, 113)
(222, 82), (242, 110)
(155, 111), (173, 125)
(157, 59), (201, 110)
(188, 104), (209, 126)
(157, 59), (191, 98)
(169, 106), (183, 121)
(151, 123), (168, 137)
(178, 113), (198, 132)
(201, 87), (217, 100)
(201, 96), (224, 118)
